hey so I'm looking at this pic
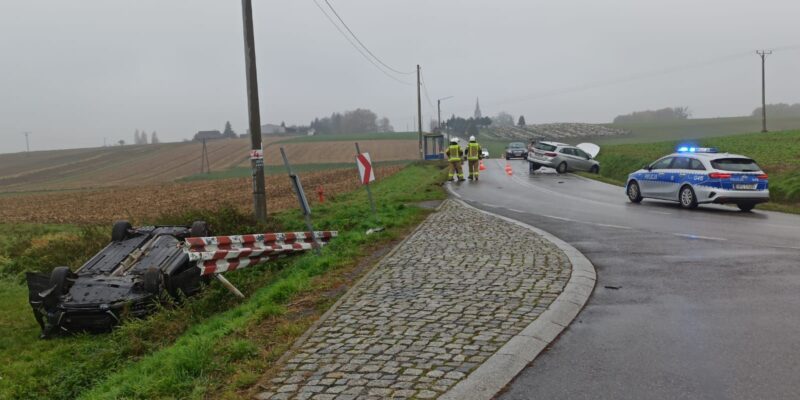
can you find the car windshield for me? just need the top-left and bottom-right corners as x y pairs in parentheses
(711, 158), (761, 172)
(534, 143), (557, 151)
(508, 142), (525, 149)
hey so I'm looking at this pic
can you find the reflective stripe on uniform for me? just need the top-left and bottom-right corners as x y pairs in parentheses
(448, 144), (462, 162)
(467, 142), (480, 161)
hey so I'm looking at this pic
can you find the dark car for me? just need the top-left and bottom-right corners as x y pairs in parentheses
(504, 142), (528, 160)
(26, 221), (211, 337)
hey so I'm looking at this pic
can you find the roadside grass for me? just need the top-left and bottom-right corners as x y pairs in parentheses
(273, 131), (417, 144)
(581, 129), (800, 213)
(0, 162), (446, 400)
(178, 160), (413, 182)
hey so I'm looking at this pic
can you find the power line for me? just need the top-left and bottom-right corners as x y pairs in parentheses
(321, 0), (416, 76)
(310, 0), (412, 86)
(419, 72), (436, 110)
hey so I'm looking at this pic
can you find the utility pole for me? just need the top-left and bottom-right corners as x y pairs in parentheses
(23, 132), (30, 154)
(757, 50), (772, 133)
(417, 64), (423, 159)
(241, 0), (267, 222)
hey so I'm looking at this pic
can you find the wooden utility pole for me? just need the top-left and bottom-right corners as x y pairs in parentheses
(23, 132), (30, 154)
(417, 64), (423, 159)
(241, 0), (267, 221)
(200, 139), (211, 174)
(757, 50), (772, 133)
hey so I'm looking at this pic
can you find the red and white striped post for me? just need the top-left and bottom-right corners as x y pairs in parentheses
(355, 142), (377, 216)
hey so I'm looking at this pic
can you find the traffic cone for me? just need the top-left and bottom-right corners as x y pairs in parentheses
(505, 163), (513, 176)
(479, 160), (486, 171)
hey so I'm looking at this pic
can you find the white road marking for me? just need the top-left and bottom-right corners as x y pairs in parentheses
(592, 223), (633, 230)
(542, 214), (631, 230)
(651, 211), (673, 215)
(673, 233), (728, 241)
(450, 190), (462, 198)
(507, 208), (524, 213)
(542, 215), (575, 222)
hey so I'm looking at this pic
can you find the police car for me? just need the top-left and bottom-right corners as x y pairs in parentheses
(625, 147), (769, 211)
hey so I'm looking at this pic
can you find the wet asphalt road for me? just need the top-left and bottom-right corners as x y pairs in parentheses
(449, 158), (800, 400)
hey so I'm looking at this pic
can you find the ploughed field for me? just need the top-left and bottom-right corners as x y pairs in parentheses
(0, 136), (417, 193)
(0, 166), (403, 224)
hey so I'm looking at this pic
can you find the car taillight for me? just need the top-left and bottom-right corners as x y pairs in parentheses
(544, 152), (557, 157)
(708, 172), (731, 179)
(757, 174), (768, 180)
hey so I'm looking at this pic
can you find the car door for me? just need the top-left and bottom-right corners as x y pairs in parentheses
(558, 148), (581, 171)
(659, 157), (691, 200)
(639, 157), (673, 197)
(572, 147), (593, 171)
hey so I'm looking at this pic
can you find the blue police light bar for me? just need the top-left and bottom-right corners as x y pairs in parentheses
(677, 146), (718, 153)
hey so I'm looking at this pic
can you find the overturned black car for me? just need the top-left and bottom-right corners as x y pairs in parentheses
(26, 220), (212, 338)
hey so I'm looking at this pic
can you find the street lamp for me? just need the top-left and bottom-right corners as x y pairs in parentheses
(437, 96), (454, 142)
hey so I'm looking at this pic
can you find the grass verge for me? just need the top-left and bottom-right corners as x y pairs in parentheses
(0, 162), (446, 400)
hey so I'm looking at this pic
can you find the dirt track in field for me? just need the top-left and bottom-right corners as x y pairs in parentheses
(0, 166), (402, 224)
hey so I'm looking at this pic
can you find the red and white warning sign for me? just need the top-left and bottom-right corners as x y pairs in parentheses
(250, 147), (263, 160)
(356, 152), (375, 185)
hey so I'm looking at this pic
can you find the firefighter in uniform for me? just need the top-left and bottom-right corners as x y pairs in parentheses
(466, 135), (482, 180)
(444, 138), (465, 181)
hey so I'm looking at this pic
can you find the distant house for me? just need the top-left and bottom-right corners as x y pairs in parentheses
(193, 130), (223, 141)
(261, 124), (286, 134)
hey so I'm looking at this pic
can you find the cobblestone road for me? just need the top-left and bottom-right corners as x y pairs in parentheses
(257, 200), (571, 400)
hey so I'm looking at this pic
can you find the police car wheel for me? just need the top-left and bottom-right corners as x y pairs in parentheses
(627, 181), (642, 203)
(737, 203), (755, 212)
(679, 186), (698, 209)
(556, 162), (568, 174)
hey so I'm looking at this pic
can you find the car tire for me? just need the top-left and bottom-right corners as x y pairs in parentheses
(556, 162), (568, 174)
(627, 181), (643, 203)
(190, 220), (210, 237)
(112, 220), (132, 242)
(143, 267), (162, 295)
(737, 203), (755, 212)
(679, 185), (698, 209)
(589, 165), (600, 174)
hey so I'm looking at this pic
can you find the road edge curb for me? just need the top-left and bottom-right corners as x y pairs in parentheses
(440, 197), (597, 400)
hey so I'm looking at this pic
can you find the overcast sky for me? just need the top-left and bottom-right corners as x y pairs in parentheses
(1, 0), (799, 154)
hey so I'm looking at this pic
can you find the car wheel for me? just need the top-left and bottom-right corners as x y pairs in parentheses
(737, 203), (755, 212)
(49, 267), (73, 295)
(589, 165), (600, 174)
(143, 267), (162, 295)
(679, 185), (698, 209)
(190, 220), (210, 237)
(627, 181), (643, 203)
(556, 162), (568, 174)
(112, 220), (132, 242)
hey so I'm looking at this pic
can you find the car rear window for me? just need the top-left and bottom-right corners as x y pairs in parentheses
(711, 158), (761, 172)
(534, 143), (557, 151)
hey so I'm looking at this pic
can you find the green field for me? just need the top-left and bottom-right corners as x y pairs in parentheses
(274, 131), (418, 144)
(602, 116), (800, 145)
(0, 163), (447, 400)
(587, 129), (800, 212)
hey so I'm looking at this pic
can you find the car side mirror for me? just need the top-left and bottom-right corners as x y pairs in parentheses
(644, 165), (652, 171)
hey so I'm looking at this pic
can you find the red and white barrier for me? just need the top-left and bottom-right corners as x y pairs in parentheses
(182, 231), (338, 275)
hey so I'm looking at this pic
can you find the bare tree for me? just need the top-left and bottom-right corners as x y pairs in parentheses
(151, 131), (159, 144)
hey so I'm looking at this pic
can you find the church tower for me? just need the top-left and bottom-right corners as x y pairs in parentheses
(474, 98), (482, 119)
